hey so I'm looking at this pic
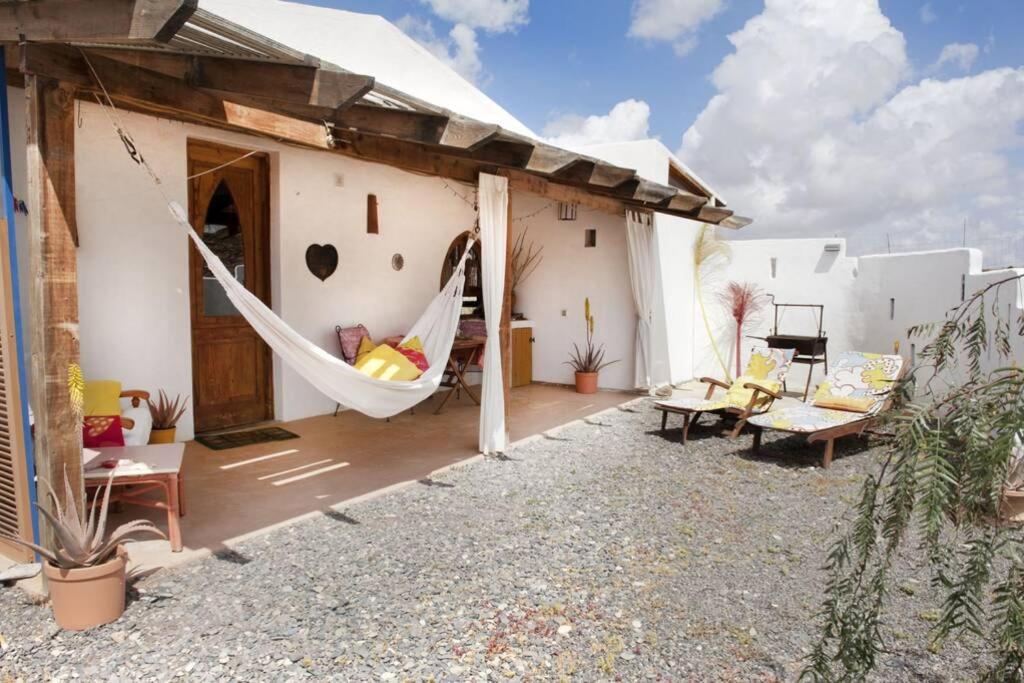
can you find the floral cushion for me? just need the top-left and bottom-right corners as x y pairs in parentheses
(746, 347), (796, 384)
(655, 397), (730, 413)
(747, 404), (867, 433)
(811, 351), (904, 414)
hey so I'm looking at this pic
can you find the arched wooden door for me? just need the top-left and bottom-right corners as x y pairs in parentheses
(187, 140), (272, 432)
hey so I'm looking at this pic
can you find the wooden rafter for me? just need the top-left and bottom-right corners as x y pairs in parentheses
(18, 44), (333, 148)
(87, 49), (374, 111)
(0, 0), (197, 44)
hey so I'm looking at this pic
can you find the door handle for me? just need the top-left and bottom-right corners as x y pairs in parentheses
(529, 337), (536, 343)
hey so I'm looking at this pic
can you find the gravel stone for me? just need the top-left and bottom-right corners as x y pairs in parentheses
(0, 401), (988, 680)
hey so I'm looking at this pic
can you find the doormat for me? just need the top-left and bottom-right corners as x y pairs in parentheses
(196, 427), (300, 451)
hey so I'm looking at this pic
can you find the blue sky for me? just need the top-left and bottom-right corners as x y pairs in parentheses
(302, 0), (1023, 264)
(305, 0), (1023, 147)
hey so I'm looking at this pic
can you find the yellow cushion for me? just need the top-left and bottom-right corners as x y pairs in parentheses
(354, 343), (423, 381)
(84, 380), (123, 416)
(813, 396), (876, 413)
(399, 336), (423, 352)
(723, 375), (781, 410)
(355, 336), (376, 363)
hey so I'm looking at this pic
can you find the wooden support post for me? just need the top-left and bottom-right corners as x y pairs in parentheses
(25, 75), (83, 518)
(499, 185), (513, 440)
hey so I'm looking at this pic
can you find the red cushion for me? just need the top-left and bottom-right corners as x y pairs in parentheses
(83, 415), (125, 448)
(396, 347), (429, 373)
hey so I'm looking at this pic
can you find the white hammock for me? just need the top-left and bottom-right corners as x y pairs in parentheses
(170, 201), (472, 419)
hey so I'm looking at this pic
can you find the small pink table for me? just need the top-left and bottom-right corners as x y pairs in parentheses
(84, 444), (186, 552)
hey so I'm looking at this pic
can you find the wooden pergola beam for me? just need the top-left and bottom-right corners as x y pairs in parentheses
(89, 49), (374, 111)
(14, 42), (735, 225)
(0, 0), (197, 43)
(19, 44), (332, 148)
(24, 74), (84, 520)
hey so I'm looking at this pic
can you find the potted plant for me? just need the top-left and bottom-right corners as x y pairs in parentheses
(148, 390), (188, 444)
(0, 471), (166, 630)
(565, 298), (618, 394)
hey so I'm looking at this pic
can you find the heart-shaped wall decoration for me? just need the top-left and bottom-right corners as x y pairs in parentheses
(305, 243), (338, 281)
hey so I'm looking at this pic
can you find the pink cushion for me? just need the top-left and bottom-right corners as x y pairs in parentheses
(337, 324), (369, 365)
(397, 347), (429, 372)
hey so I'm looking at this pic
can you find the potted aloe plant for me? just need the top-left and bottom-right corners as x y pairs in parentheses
(0, 471), (165, 630)
(148, 390), (188, 444)
(566, 297), (618, 394)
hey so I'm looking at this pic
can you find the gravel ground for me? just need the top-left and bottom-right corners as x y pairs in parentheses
(0, 400), (987, 681)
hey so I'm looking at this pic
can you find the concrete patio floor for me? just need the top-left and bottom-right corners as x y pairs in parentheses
(118, 383), (635, 570)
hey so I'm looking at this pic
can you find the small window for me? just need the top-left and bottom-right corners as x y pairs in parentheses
(770, 256), (778, 279)
(910, 343), (916, 364)
(584, 229), (597, 248)
(889, 298), (895, 320)
(961, 274), (966, 302)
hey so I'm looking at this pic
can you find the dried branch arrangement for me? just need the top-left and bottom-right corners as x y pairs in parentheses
(510, 228), (543, 291)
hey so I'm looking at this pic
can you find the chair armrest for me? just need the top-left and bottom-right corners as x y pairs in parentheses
(120, 390), (150, 409)
(699, 376), (730, 400)
(700, 377), (731, 390)
(742, 382), (783, 400)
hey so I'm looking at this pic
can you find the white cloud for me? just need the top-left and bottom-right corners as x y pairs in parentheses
(543, 99), (652, 151)
(679, 0), (1024, 264)
(933, 42), (980, 72)
(628, 0), (723, 57)
(919, 2), (937, 23)
(397, 15), (483, 83)
(419, 0), (528, 33)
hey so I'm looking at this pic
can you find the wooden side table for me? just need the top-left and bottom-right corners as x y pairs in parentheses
(84, 443), (186, 552)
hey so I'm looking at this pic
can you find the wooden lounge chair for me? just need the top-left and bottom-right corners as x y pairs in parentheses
(745, 351), (907, 468)
(653, 347), (796, 444)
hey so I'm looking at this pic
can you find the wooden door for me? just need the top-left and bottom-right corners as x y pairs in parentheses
(0, 219), (33, 563)
(511, 326), (533, 388)
(188, 140), (272, 433)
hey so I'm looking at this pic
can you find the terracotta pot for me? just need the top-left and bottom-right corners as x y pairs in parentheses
(44, 546), (127, 631)
(149, 427), (176, 444)
(574, 371), (599, 394)
(1000, 488), (1024, 523)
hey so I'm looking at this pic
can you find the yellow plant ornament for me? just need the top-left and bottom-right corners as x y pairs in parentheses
(67, 362), (85, 418)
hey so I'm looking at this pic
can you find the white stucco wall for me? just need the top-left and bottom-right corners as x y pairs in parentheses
(9, 94), (486, 440)
(6, 91), (652, 439)
(512, 194), (636, 390)
(690, 239), (1024, 389)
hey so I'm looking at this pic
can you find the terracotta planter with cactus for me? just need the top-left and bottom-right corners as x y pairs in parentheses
(566, 298), (617, 393)
(574, 372), (599, 394)
(0, 471), (165, 631)
(44, 546), (128, 631)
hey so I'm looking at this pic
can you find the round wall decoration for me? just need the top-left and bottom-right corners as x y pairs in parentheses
(305, 243), (339, 281)
(391, 253), (405, 271)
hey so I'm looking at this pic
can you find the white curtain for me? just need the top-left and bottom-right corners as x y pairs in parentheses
(478, 174), (508, 454)
(625, 210), (655, 390)
(169, 201), (472, 419)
